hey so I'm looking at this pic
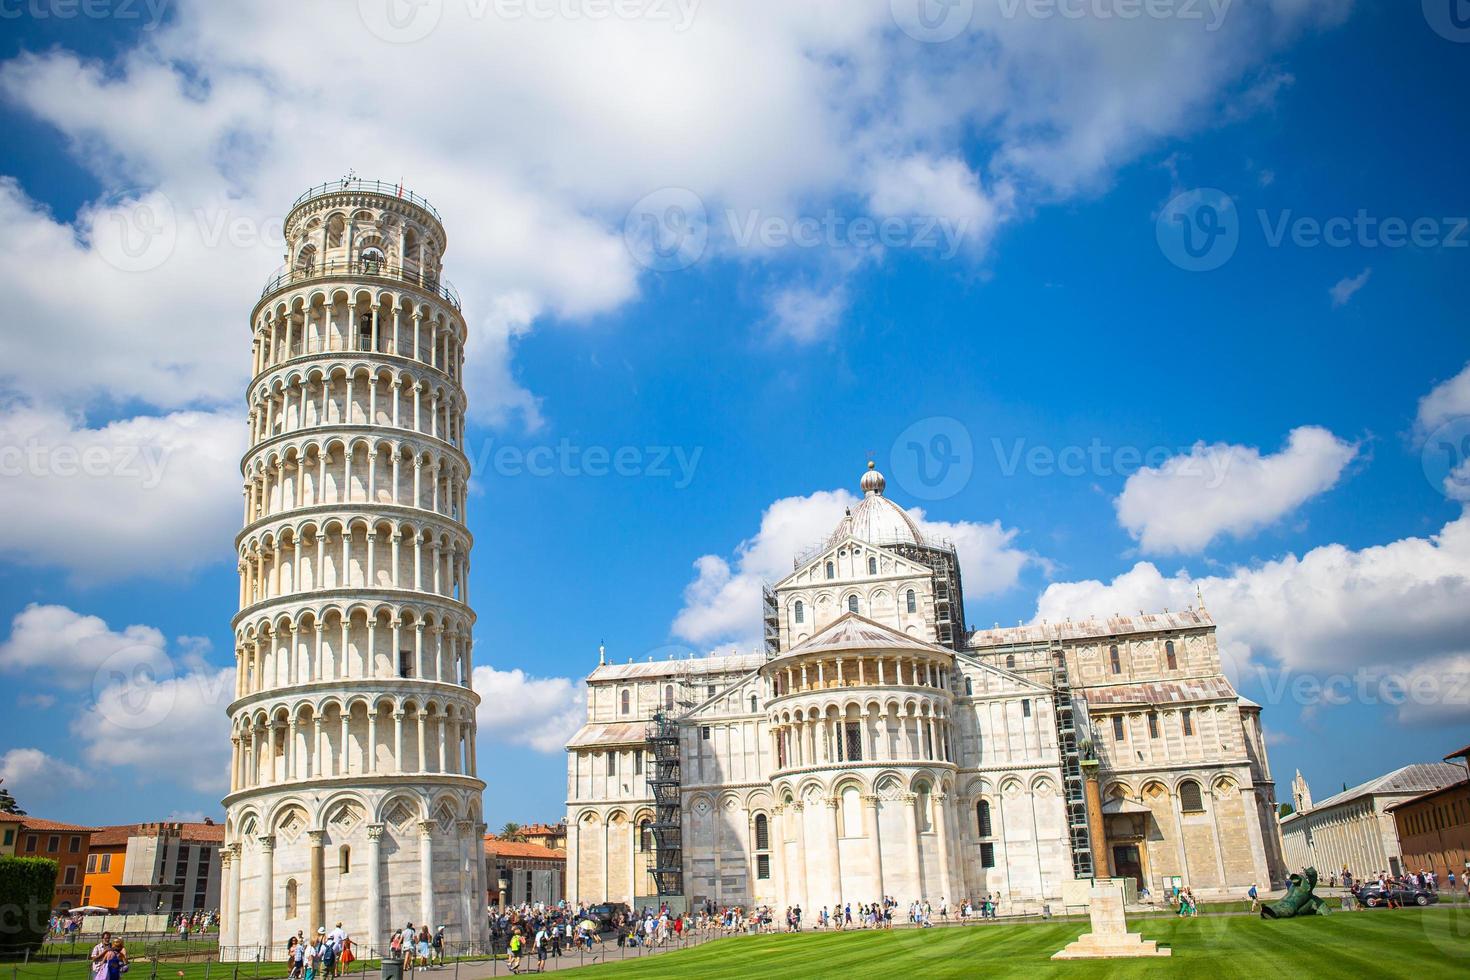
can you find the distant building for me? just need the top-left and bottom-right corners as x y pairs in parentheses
(484, 836), (565, 906)
(1279, 763), (1465, 878)
(0, 814), (97, 910)
(517, 823), (567, 851)
(101, 822), (225, 914)
(1386, 746), (1470, 882)
(82, 825), (131, 910)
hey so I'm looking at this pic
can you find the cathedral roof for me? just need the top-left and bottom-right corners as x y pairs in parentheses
(1079, 676), (1239, 707)
(967, 608), (1215, 648)
(587, 652), (765, 682)
(824, 462), (926, 551)
(565, 722), (649, 748)
(784, 612), (950, 658)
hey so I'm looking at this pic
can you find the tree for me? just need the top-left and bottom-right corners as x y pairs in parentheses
(1278, 803), (1295, 818)
(499, 822), (523, 841)
(0, 779), (24, 816)
(0, 857), (57, 953)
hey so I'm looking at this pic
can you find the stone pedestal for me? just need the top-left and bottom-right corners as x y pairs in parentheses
(1051, 885), (1171, 959)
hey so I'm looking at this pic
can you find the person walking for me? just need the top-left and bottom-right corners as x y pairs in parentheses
(1247, 882), (1259, 913)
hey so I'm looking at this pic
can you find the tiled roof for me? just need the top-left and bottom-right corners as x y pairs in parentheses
(1282, 762), (1466, 823)
(968, 609), (1214, 648)
(483, 836), (567, 860)
(1080, 676), (1239, 707)
(588, 653), (765, 682)
(566, 722), (650, 748)
(786, 613), (949, 657)
(84, 821), (225, 846)
(3, 816), (99, 833)
(90, 825), (135, 847)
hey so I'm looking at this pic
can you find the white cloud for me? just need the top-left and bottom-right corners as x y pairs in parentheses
(0, 603), (167, 687)
(1034, 513), (1470, 725)
(1114, 426), (1358, 554)
(473, 665), (585, 754)
(0, 748), (86, 801)
(16, 693), (57, 710)
(765, 282), (849, 344)
(672, 487), (1035, 647)
(0, 404), (242, 582)
(1415, 361), (1470, 442)
(73, 665), (236, 794)
(1329, 267), (1371, 308)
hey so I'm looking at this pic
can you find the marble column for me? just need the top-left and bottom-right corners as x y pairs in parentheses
(258, 835), (276, 952)
(862, 795), (885, 900)
(419, 821), (436, 926)
(934, 794), (953, 902)
(366, 824), (384, 949)
(309, 830), (326, 931)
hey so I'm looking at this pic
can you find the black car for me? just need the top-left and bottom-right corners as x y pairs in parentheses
(1357, 884), (1438, 907)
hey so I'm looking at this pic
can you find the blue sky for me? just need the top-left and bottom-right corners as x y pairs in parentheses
(0, 0), (1467, 829)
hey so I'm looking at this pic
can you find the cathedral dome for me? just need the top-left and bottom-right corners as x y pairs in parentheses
(828, 461), (924, 549)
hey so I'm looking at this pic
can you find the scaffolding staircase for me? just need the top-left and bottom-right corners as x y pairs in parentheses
(645, 709), (685, 899)
(1051, 645), (1095, 879)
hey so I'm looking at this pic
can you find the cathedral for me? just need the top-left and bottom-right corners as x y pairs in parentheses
(565, 462), (1287, 911)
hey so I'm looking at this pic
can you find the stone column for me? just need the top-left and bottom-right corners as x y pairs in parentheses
(258, 835), (276, 952)
(309, 830), (326, 931)
(419, 821), (436, 926)
(902, 795), (922, 899)
(934, 794), (953, 902)
(770, 805), (787, 907)
(219, 847), (235, 952)
(366, 824), (384, 949)
(862, 795), (885, 900)
(1082, 759), (1111, 878)
(791, 802), (809, 912)
(827, 797), (844, 902)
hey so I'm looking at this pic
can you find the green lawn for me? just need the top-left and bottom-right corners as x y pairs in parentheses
(556, 907), (1470, 978)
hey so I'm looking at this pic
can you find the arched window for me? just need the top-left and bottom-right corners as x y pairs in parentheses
(749, 694), (758, 713)
(1182, 708), (1194, 736)
(793, 600), (804, 624)
(620, 690), (630, 715)
(847, 595), (859, 614)
(842, 786), (863, 836)
(360, 245), (386, 269)
(868, 556), (878, 575)
(1005, 654), (1015, 669)
(825, 561), (835, 579)
(1179, 780), (1204, 812)
(915, 785), (932, 833)
(1109, 644), (1121, 674)
(663, 685), (674, 711)
(339, 845), (351, 874)
(977, 800), (992, 838)
(285, 878), (299, 919)
(964, 676), (973, 696)
(1165, 640), (1177, 670)
(639, 819), (653, 852)
(905, 590), (916, 613)
(754, 814), (769, 850)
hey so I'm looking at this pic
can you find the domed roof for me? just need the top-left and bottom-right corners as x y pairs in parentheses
(826, 461), (924, 549)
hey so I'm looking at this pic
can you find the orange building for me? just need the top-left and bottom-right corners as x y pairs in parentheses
(83, 825), (132, 910)
(1388, 745), (1470, 885)
(484, 836), (566, 906)
(517, 823), (567, 851)
(0, 814), (98, 910)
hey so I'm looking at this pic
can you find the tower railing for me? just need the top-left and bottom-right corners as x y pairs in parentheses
(259, 257), (461, 310)
(290, 178), (444, 223)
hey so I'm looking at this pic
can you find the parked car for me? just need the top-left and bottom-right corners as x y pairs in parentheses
(1357, 884), (1438, 907)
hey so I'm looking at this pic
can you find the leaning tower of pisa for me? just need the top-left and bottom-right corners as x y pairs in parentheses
(221, 180), (488, 956)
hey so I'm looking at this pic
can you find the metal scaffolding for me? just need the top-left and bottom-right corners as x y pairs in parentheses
(645, 710), (685, 899)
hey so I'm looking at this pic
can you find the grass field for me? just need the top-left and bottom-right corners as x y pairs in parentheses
(556, 907), (1470, 978)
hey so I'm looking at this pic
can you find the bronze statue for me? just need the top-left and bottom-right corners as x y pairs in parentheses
(1261, 867), (1329, 918)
